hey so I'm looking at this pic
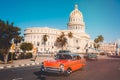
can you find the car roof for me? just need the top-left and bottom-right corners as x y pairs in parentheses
(57, 52), (79, 56)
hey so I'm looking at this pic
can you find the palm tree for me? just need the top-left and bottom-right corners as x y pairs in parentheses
(98, 35), (104, 42)
(55, 32), (67, 50)
(94, 35), (104, 50)
(42, 34), (48, 53)
(68, 32), (73, 38)
(67, 32), (73, 50)
(14, 36), (23, 45)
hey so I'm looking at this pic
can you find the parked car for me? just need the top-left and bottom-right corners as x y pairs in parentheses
(84, 53), (98, 60)
(40, 52), (86, 76)
(58, 50), (71, 53)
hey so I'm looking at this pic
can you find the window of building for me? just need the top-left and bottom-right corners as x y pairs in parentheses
(44, 48), (46, 51)
(76, 40), (78, 43)
(80, 26), (82, 29)
(73, 19), (75, 21)
(48, 42), (49, 45)
(41, 48), (42, 51)
(37, 42), (40, 46)
(34, 41), (35, 45)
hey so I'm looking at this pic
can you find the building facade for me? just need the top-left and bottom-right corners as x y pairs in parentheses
(99, 43), (120, 55)
(99, 43), (116, 53)
(24, 4), (93, 53)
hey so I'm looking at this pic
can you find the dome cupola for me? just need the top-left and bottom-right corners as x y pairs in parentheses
(67, 4), (85, 33)
(70, 4), (83, 19)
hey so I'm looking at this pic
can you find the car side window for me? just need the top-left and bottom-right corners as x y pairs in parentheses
(73, 56), (81, 60)
(56, 54), (72, 60)
(73, 56), (77, 60)
(76, 56), (81, 60)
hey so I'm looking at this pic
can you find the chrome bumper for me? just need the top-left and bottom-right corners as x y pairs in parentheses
(41, 67), (64, 73)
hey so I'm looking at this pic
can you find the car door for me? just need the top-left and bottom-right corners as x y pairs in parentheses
(70, 55), (82, 71)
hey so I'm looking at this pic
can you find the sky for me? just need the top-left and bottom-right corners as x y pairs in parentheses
(0, 0), (120, 43)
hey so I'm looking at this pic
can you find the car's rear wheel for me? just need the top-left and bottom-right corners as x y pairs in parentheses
(65, 68), (72, 76)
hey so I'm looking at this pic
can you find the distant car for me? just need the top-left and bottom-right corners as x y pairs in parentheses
(106, 52), (114, 56)
(58, 50), (71, 53)
(84, 53), (98, 60)
(40, 52), (86, 76)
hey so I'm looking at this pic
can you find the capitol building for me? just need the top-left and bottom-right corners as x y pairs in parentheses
(24, 4), (93, 53)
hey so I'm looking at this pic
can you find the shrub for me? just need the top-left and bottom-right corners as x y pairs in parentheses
(17, 52), (33, 59)
(25, 52), (33, 59)
(18, 53), (25, 59)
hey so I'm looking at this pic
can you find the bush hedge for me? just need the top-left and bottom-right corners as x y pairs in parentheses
(18, 52), (33, 59)
(25, 52), (33, 59)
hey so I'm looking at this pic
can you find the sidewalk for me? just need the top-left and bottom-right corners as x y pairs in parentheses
(0, 56), (53, 70)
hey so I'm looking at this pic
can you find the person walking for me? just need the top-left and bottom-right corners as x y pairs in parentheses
(31, 47), (38, 62)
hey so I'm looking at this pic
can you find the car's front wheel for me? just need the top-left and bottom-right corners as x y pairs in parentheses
(65, 68), (72, 76)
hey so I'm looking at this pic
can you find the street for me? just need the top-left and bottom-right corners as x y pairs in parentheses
(0, 59), (120, 80)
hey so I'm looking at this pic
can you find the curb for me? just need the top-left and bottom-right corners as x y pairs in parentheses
(0, 62), (41, 70)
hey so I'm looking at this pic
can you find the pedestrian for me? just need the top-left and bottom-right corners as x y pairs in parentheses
(31, 47), (38, 61)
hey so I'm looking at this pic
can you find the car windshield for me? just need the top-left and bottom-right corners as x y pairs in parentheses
(55, 54), (72, 60)
(87, 53), (97, 58)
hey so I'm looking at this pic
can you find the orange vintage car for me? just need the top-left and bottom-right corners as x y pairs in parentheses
(40, 52), (86, 75)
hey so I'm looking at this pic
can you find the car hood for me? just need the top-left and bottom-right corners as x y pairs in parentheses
(43, 59), (70, 67)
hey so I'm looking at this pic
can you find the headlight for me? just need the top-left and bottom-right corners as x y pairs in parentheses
(60, 64), (64, 68)
(60, 64), (64, 71)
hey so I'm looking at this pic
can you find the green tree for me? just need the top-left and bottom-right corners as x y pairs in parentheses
(0, 20), (21, 63)
(55, 32), (67, 50)
(68, 32), (73, 38)
(13, 36), (24, 53)
(20, 42), (33, 53)
(42, 34), (48, 53)
(67, 32), (73, 49)
(14, 36), (24, 46)
(98, 35), (104, 42)
(94, 35), (104, 49)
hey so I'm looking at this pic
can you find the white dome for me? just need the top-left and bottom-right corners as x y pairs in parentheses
(68, 4), (84, 24)
(67, 4), (85, 33)
(70, 4), (83, 18)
